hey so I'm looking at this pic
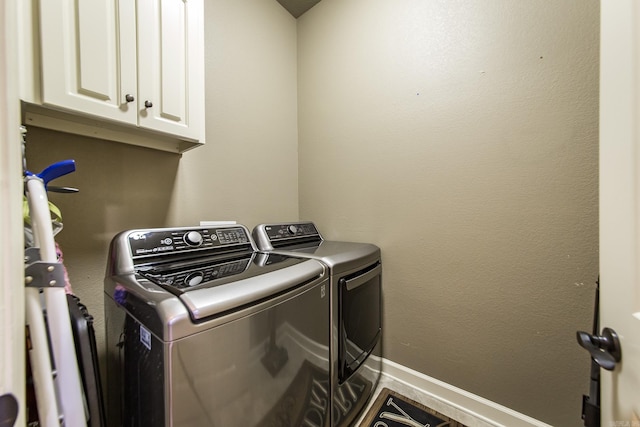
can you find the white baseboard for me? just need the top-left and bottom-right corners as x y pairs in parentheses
(380, 358), (553, 427)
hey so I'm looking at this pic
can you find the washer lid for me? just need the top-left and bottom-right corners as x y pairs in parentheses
(254, 239), (381, 276)
(138, 252), (325, 320)
(178, 255), (325, 320)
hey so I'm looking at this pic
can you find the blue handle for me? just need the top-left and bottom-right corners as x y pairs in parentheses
(36, 160), (76, 186)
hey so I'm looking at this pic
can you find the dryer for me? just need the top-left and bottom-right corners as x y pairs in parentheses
(252, 222), (382, 427)
(104, 225), (331, 427)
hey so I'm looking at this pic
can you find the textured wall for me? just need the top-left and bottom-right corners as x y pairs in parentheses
(166, 0), (299, 227)
(297, 1), (599, 425)
(24, 0), (299, 379)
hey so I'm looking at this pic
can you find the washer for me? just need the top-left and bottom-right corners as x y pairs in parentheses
(104, 224), (331, 426)
(252, 222), (382, 427)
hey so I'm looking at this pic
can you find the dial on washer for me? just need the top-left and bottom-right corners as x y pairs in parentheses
(184, 231), (203, 246)
(185, 272), (204, 287)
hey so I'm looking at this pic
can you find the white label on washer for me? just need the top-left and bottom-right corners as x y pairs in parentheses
(140, 325), (151, 350)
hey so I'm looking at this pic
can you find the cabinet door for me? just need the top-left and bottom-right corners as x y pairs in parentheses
(136, 0), (204, 141)
(39, 0), (138, 125)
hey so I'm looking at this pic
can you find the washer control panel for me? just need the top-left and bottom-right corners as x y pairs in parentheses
(263, 222), (320, 241)
(128, 226), (252, 258)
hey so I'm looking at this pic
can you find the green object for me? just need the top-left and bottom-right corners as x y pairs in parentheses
(23, 195), (63, 226)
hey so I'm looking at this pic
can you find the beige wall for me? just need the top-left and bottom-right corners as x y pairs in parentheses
(24, 0), (298, 374)
(297, 1), (599, 426)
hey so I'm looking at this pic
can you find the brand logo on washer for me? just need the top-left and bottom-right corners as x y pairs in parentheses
(321, 285), (326, 298)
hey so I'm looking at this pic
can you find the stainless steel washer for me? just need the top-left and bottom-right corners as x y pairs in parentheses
(104, 225), (331, 427)
(252, 222), (382, 427)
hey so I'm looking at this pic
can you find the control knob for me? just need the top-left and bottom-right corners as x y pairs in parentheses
(184, 231), (203, 247)
(185, 272), (204, 287)
(287, 225), (298, 235)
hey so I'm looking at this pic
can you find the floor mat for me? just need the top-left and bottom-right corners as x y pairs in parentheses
(359, 388), (468, 427)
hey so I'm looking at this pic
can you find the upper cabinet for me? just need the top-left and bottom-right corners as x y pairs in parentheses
(19, 0), (205, 153)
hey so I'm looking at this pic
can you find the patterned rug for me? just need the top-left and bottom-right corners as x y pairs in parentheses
(359, 388), (467, 427)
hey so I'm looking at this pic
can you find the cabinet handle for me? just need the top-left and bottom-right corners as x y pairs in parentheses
(144, 100), (153, 108)
(125, 94), (135, 103)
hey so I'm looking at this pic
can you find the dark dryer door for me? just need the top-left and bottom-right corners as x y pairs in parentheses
(338, 262), (382, 383)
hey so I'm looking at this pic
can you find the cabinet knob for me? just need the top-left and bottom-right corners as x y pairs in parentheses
(144, 100), (153, 108)
(125, 94), (135, 103)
